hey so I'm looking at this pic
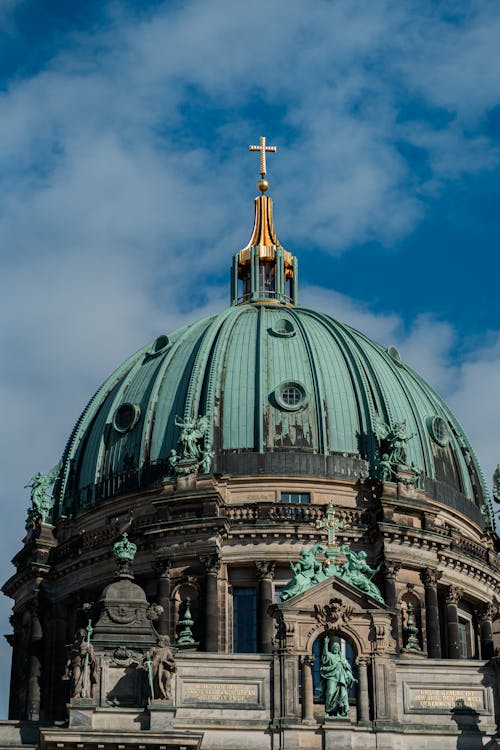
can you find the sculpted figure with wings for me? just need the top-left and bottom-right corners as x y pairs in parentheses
(25, 460), (62, 528)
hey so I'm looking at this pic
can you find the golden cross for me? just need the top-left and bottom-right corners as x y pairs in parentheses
(249, 136), (277, 177)
(316, 503), (344, 551)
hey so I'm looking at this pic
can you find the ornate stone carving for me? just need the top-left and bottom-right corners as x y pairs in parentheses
(106, 604), (140, 625)
(382, 560), (401, 579)
(200, 553), (221, 574)
(153, 559), (172, 578)
(421, 568), (442, 587)
(110, 647), (142, 667)
(146, 603), (164, 622)
(255, 560), (276, 580)
(445, 585), (463, 605)
(144, 636), (176, 701)
(477, 602), (496, 623)
(314, 598), (354, 627)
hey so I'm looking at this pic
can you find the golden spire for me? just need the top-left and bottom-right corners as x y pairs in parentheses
(249, 136), (277, 193)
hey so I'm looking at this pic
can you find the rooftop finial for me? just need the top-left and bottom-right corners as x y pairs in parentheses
(249, 136), (277, 193)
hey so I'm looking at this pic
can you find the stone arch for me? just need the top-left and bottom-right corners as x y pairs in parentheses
(171, 577), (201, 643)
(400, 591), (422, 652)
(305, 620), (364, 658)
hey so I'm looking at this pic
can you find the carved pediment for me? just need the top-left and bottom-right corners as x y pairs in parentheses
(275, 573), (388, 614)
(269, 574), (395, 657)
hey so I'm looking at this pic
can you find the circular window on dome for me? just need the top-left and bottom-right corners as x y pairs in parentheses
(150, 334), (170, 356)
(270, 318), (296, 338)
(274, 381), (307, 411)
(428, 415), (450, 447)
(113, 403), (141, 433)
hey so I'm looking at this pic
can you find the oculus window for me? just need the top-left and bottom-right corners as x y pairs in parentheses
(113, 403), (141, 434)
(274, 381), (307, 411)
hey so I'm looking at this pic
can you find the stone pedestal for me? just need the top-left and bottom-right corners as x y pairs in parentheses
(68, 699), (97, 728)
(148, 701), (176, 730)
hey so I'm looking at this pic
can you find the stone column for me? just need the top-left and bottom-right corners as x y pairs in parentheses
(356, 656), (370, 723)
(201, 554), (221, 652)
(382, 561), (401, 609)
(477, 603), (495, 660)
(154, 560), (172, 637)
(421, 568), (442, 658)
(445, 585), (462, 659)
(255, 561), (275, 653)
(27, 601), (43, 721)
(301, 655), (315, 724)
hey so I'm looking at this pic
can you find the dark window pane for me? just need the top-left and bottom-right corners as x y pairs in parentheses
(280, 492), (310, 505)
(233, 587), (257, 653)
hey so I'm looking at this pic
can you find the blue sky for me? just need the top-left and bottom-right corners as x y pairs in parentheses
(1, 0), (500, 717)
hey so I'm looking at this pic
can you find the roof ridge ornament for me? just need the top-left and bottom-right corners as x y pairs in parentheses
(249, 135), (277, 194)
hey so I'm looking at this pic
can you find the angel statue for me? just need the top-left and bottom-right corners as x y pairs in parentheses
(280, 543), (326, 601)
(25, 460), (62, 529)
(373, 416), (420, 484)
(174, 415), (208, 462)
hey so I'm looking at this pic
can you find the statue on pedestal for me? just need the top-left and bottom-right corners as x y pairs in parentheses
(25, 460), (62, 529)
(148, 636), (176, 701)
(168, 414), (212, 476)
(63, 622), (97, 700)
(320, 637), (356, 718)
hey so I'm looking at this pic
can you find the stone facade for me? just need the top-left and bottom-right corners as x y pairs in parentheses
(2, 468), (500, 750)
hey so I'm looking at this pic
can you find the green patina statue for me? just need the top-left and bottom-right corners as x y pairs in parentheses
(25, 460), (62, 529)
(337, 545), (384, 604)
(280, 504), (386, 605)
(113, 532), (137, 561)
(320, 637), (357, 718)
(169, 414), (213, 476)
(493, 465), (500, 504)
(280, 544), (326, 601)
(373, 416), (420, 485)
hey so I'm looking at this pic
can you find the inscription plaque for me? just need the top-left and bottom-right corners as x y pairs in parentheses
(180, 680), (261, 707)
(405, 684), (487, 714)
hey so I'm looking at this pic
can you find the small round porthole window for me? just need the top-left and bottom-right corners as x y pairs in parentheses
(275, 381), (307, 411)
(113, 403), (141, 433)
(151, 334), (170, 356)
(271, 318), (296, 337)
(428, 415), (450, 447)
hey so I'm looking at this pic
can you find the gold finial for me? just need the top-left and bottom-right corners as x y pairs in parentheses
(249, 136), (277, 193)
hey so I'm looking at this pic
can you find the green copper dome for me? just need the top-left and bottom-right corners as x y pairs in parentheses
(54, 302), (490, 527)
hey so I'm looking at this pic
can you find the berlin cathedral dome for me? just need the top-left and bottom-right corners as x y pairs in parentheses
(2, 139), (500, 750)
